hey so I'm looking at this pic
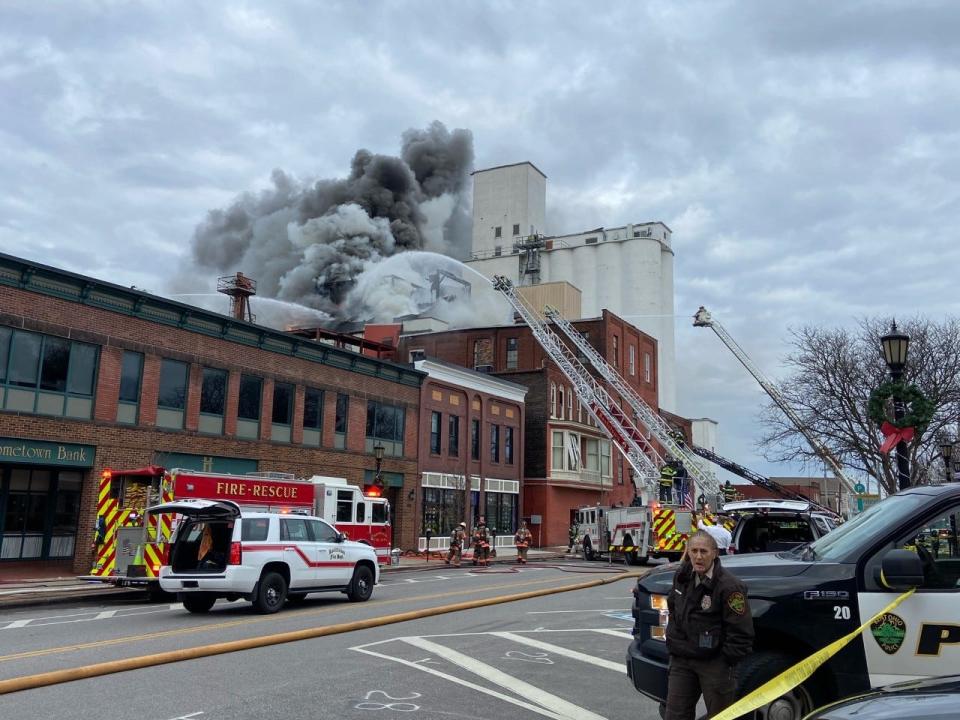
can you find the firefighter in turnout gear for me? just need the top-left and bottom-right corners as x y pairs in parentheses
(665, 531), (754, 720)
(659, 461), (678, 503)
(722, 480), (737, 504)
(568, 520), (580, 552)
(514, 521), (532, 564)
(445, 522), (466, 567)
(472, 520), (491, 566)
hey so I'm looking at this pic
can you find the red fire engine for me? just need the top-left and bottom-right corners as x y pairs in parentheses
(83, 467), (392, 592)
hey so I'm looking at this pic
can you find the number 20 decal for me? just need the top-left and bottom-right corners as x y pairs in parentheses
(834, 605), (851, 620)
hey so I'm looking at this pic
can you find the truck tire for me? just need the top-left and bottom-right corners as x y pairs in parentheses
(181, 593), (217, 614)
(346, 565), (374, 602)
(253, 571), (288, 614)
(735, 651), (815, 720)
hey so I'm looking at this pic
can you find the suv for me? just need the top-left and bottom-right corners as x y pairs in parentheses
(152, 499), (379, 614)
(722, 499), (838, 554)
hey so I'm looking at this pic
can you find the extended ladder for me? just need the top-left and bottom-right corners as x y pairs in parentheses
(544, 306), (721, 504)
(491, 276), (662, 490)
(692, 307), (857, 496)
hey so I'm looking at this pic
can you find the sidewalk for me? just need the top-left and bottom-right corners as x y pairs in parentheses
(0, 546), (574, 610)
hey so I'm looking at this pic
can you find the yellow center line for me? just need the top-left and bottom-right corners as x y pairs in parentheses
(0, 575), (602, 664)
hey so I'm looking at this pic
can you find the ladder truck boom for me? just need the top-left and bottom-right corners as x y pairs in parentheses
(692, 306), (857, 496)
(544, 305), (721, 503)
(673, 434), (840, 517)
(491, 276), (663, 490)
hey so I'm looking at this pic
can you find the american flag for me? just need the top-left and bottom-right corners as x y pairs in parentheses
(680, 481), (694, 510)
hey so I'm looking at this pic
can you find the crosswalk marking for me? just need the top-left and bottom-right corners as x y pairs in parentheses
(490, 632), (625, 672)
(3, 620), (32, 630)
(402, 636), (609, 720)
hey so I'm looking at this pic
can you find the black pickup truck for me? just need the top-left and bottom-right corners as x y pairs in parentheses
(627, 484), (960, 720)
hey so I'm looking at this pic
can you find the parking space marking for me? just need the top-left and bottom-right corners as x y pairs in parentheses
(1, 604), (177, 630)
(402, 636), (608, 720)
(490, 632), (624, 672)
(527, 609), (623, 614)
(592, 628), (634, 640)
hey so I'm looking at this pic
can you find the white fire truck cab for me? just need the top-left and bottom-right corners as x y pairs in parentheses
(577, 499), (694, 565)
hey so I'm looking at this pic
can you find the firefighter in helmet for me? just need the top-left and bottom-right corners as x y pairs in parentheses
(659, 460), (678, 503)
(446, 521), (466, 567)
(514, 521), (533, 564)
(722, 480), (737, 504)
(472, 519), (491, 567)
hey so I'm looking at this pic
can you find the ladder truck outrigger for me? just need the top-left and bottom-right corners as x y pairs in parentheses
(492, 276), (705, 563)
(692, 307), (858, 498)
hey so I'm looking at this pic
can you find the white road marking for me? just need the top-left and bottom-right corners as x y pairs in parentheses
(491, 632), (624, 672)
(0, 604), (178, 630)
(402, 636), (608, 720)
(351, 645), (569, 720)
(592, 628), (634, 640)
(527, 609), (623, 614)
(167, 712), (204, 720)
(95, 610), (118, 620)
(2, 619), (32, 629)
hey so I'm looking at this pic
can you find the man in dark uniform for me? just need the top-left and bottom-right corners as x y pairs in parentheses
(665, 531), (754, 720)
(659, 461), (678, 503)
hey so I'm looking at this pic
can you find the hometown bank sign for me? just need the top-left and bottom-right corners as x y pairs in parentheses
(0, 437), (95, 468)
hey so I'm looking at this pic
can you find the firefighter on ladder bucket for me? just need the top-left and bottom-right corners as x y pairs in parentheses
(472, 519), (491, 567)
(659, 460), (678, 503)
(445, 522), (466, 567)
(722, 479), (737, 504)
(514, 521), (532, 564)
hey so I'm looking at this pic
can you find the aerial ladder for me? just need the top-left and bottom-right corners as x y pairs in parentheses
(693, 307), (857, 497)
(543, 306), (722, 506)
(669, 433), (841, 517)
(491, 276), (663, 491)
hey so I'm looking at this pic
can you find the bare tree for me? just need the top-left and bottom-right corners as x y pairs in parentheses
(758, 317), (960, 496)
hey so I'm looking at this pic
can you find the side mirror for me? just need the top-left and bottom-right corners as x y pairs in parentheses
(877, 549), (924, 589)
(336, 532), (346, 543)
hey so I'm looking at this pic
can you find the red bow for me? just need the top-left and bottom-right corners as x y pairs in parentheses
(879, 421), (915, 454)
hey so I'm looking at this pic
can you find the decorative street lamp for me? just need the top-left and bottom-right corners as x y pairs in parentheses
(940, 439), (955, 483)
(880, 322), (911, 491)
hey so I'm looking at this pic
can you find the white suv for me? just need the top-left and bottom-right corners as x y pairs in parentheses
(152, 499), (380, 614)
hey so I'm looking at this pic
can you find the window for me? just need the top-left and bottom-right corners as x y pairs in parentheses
(484, 491), (518, 535)
(117, 351), (143, 424)
(237, 374), (262, 439)
(430, 411), (442, 454)
(335, 393), (348, 449)
(303, 387), (323, 446)
(309, 519), (338, 542)
(552, 431), (564, 471)
(505, 427), (514, 465)
(585, 236), (598, 245)
(644, 352), (652, 383)
(409, 349), (425, 362)
(270, 382), (293, 443)
(471, 418), (480, 461)
(512, 223), (520, 236)
(156, 359), (188, 429)
(612, 335), (619, 366)
(366, 401), (405, 456)
(199, 368), (227, 434)
(449, 415), (460, 457)
(1, 329), (98, 419)
(601, 441), (611, 477)
(372, 502), (387, 524)
(490, 424), (500, 463)
(280, 517), (309, 541)
(473, 338), (492, 370)
(505, 338), (518, 370)
(567, 432), (581, 471)
(422, 486), (464, 536)
(494, 226), (502, 238)
(557, 386), (564, 419)
(356, 501), (365, 523)
(566, 386), (572, 420)
(336, 490), (354, 523)
(241, 518), (270, 542)
(629, 346), (636, 376)
(585, 438), (600, 471)
(550, 383), (557, 418)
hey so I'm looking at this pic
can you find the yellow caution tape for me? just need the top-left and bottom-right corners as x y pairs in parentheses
(711, 587), (916, 720)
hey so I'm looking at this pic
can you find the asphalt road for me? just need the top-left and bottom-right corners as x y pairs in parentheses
(0, 560), (665, 720)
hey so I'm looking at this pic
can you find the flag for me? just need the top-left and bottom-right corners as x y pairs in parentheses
(680, 480), (694, 510)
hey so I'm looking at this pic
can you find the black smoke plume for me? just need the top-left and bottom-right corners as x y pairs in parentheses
(191, 121), (473, 317)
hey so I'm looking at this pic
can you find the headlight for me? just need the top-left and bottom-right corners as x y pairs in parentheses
(649, 593), (669, 641)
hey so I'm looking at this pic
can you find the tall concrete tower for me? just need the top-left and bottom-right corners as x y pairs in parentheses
(466, 162), (677, 411)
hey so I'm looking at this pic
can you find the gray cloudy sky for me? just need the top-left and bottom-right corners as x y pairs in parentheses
(2, 1), (958, 480)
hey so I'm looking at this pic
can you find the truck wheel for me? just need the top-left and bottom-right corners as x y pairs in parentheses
(736, 651), (814, 720)
(253, 571), (288, 614)
(181, 593), (216, 614)
(582, 539), (595, 561)
(347, 565), (374, 602)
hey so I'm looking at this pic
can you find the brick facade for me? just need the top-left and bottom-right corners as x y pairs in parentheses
(0, 257), (424, 573)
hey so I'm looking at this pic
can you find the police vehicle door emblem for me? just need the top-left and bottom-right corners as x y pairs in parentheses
(701, 595), (712, 611)
(870, 612), (906, 655)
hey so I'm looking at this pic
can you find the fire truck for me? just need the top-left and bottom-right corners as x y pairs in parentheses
(82, 467), (392, 592)
(576, 499), (694, 565)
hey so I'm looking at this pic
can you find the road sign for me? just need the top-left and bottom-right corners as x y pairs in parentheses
(857, 498), (864, 512)
(854, 483), (866, 494)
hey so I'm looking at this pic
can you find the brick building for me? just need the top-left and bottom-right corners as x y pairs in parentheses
(0, 252), (424, 574)
(413, 359), (526, 553)
(398, 309), (658, 547)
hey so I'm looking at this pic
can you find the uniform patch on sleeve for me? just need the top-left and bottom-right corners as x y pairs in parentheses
(727, 591), (746, 615)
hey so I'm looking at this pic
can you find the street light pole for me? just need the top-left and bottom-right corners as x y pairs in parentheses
(373, 443), (390, 557)
(880, 322), (911, 491)
(940, 439), (958, 557)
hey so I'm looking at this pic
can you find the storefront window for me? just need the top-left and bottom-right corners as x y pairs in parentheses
(1, 468), (78, 560)
(484, 491), (518, 535)
(422, 487), (463, 536)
